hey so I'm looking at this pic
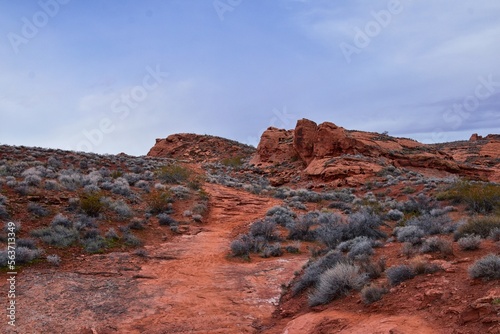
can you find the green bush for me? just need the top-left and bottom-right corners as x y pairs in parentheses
(146, 190), (172, 214)
(361, 285), (387, 304)
(220, 156), (244, 168)
(79, 191), (104, 217)
(437, 181), (500, 214)
(157, 164), (191, 184)
(455, 216), (500, 239)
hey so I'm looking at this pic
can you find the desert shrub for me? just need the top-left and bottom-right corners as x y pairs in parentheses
(112, 177), (131, 196)
(386, 265), (415, 286)
(14, 182), (30, 196)
(170, 185), (191, 199)
(15, 246), (42, 264)
(361, 285), (387, 304)
(490, 228), (500, 241)
(359, 257), (386, 279)
(128, 218), (145, 230)
(438, 181), (500, 214)
(250, 218), (278, 241)
(455, 216), (500, 239)
(308, 262), (368, 306)
(157, 164), (191, 184)
(192, 214), (203, 222)
(46, 254), (61, 266)
(344, 208), (386, 240)
(79, 191), (104, 217)
(44, 180), (60, 190)
(135, 180), (150, 192)
(387, 209), (404, 221)
(51, 214), (73, 228)
(398, 194), (438, 215)
(145, 190), (173, 214)
(420, 236), (453, 256)
(315, 212), (345, 248)
(405, 214), (455, 236)
(328, 201), (352, 213)
(32, 225), (79, 247)
(409, 256), (443, 275)
(16, 238), (37, 249)
(292, 250), (345, 295)
(394, 225), (425, 245)
(24, 173), (42, 187)
(266, 206), (296, 227)
(81, 229), (106, 253)
(105, 228), (120, 241)
(287, 212), (318, 241)
(468, 254), (500, 280)
(400, 242), (415, 258)
(458, 235), (481, 251)
(285, 243), (301, 254)
(110, 200), (133, 219)
(47, 156), (62, 169)
(288, 200), (307, 210)
(347, 240), (374, 260)
(192, 203), (208, 215)
(123, 232), (143, 247)
(230, 236), (251, 257)
(157, 213), (178, 226)
(221, 156), (244, 168)
(0, 204), (9, 219)
(261, 243), (283, 258)
(58, 172), (82, 191)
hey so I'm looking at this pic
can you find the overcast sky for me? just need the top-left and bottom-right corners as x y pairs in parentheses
(1, 0), (499, 155)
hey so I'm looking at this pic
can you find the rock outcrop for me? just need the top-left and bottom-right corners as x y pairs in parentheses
(250, 118), (495, 184)
(148, 133), (255, 162)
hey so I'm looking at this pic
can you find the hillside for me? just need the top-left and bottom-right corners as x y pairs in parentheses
(0, 120), (499, 333)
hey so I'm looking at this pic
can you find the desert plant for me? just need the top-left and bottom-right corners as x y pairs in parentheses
(287, 214), (317, 241)
(308, 262), (368, 306)
(394, 226), (425, 245)
(128, 218), (145, 230)
(230, 237), (251, 258)
(438, 181), (500, 214)
(406, 214), (455, 235)
(157, 213), (178, 226)
(292, 250), (346, 295)
(79, 191), (104, 217)
(145, 190), (173, 214)
(458, 235), (481, 251)
(490, 228), (500, 241)
(266, 206), (296, 227)
(123, 232), (143, 247)
(157, 164), (191, 184)
(420, 236), (453, 256)
(387, 209), (404, 221)
(46, 254), (61, 266)
(455, 216), (500, 239)
(111, 177), (131, 196)
(250, 218), (278, 241)
(111, 200), (133, 219)
(32, 225), (79, 248)
(261, 243), (283, 258)
(0, 203), (9, 219)
(361, 285), (387, 304)
(409, 256), (443, 275)
(105, 228), (120, 240)
(15, 246), (42, 264)
(468, 254), (500, 280)
(386, 265), (415, 286)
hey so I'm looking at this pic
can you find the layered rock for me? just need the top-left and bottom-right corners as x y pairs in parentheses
(148, 133), (255, 162)
(250, 118), (495, 184)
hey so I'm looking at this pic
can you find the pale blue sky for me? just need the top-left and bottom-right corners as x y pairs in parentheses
(1, 0), (499, 155)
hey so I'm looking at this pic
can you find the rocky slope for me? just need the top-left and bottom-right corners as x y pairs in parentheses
(148, 133), (255, 162)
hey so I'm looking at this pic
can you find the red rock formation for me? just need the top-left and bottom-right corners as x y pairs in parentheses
(250, 118), (495, 184)
(148, 133), (255, 162)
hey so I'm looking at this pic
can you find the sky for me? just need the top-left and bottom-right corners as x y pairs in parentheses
(0, 0), (499, 156)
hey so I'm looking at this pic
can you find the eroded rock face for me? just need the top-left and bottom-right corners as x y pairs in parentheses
(249, 127), (295, 165)
(148, 133), (255, 162)
(250, 118), (495, 184)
